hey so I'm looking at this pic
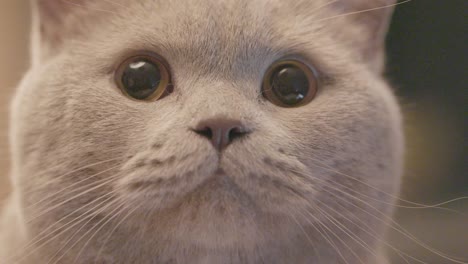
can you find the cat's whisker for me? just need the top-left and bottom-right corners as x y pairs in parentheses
(20, 193), (116, 260)
(297, 191), (420, 264)
(305, 154), (468, 215)
(307, 203), (375, 263)
(289, 186), (356, 263)
(71, 200), (128, 264)
(22, 186), (123, 249)
(26, 183), (120, 234)
(94, 202), (141, 261)
(18, 157), (126, 199)
(287, 213), (320, 260)
(320, 194), (431, 264)
(305, 153), (468, 212)
(11, 193), (118, 264)
(285, 195), (348, 262)
(393, 197), (467, 211)
(294, 211), (325, 263)
(294, 195), (368, 264)
(22, 147), (128, 182)
(293, 208), (350, 264)
(46, 197), (124, 264)
(26, 172), (123, 224)
(256, 245), (267, 264)
(291, 0), (340, 28)
(315, 201), (421, 264)
(309, 0), (340, 15)
(394, 250), (412, 264)
(18, 149), (127, 185)
(25, 162), (122, 212)
(295, 165), (465, 218)
(289, 168), (468, 263)
(27, 170), (121, 214)
(288, 185), (416, 264)
(54, 198), (126, 264)
(314, 0), (413, 23)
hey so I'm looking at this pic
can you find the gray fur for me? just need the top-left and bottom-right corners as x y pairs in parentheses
(1, 0), (403, 263)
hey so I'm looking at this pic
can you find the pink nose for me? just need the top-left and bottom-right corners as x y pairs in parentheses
(193, 118), (249, 151)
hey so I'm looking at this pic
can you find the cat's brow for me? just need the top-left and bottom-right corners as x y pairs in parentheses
(308, 0), (340, 16)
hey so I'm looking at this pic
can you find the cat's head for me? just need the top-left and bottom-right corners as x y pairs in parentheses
(11, 0), (403, 261)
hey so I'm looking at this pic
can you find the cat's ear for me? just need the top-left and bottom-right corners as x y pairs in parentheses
(31, 0), (95, 62)
(332, 0), (397, 73)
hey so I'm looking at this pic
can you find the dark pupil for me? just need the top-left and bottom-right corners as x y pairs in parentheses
(121, 60), (161, 100)
(270, 65), (309, 105)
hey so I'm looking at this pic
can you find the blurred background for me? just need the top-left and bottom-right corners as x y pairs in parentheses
(0, 1), (465, 263)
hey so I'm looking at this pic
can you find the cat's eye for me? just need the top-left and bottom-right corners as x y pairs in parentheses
(115, 54), (171, 101)
(262, 60), (318, 107)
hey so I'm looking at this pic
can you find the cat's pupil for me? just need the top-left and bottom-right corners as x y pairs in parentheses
(121, 60), (161, 100)
(270, 65), (309, 105)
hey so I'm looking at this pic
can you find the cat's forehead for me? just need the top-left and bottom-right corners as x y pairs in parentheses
(123, 0), (325, 36)
(120, 0), (287, 48)
(88, 0), (333, 77)
(42, 0), (394, 74)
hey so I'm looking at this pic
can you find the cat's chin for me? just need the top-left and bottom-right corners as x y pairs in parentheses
(120, 158), (313, 225)
(129, 171), (257, 214)
(120, 171), (302, 248)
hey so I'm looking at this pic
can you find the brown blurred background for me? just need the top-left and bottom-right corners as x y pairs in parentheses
(0, 1), (30, 199)
(0, 1), (466, 263)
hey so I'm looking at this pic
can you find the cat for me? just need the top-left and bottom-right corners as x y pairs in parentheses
(0, 0), (404, 263)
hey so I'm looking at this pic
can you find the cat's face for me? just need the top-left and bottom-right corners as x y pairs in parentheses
(11, 0), (403, 262)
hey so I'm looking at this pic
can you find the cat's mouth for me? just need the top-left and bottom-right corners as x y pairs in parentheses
(124, 162), (307, 218)
(126, 164), (249, 199)
(127, 166), (235, 197)
(117, 159), (310, 248)
(118, 142), (313, 218)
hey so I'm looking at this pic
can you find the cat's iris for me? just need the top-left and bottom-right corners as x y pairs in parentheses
(115, 54), (171, 101)
(262, 60), (318, 107)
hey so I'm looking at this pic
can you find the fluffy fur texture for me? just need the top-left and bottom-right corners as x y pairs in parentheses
(1, 0), (403, 263)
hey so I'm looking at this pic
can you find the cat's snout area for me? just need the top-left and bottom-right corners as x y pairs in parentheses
(192, 118), (250, 151)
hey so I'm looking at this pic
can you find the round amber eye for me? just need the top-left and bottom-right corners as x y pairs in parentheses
(262, 60), (318, 107)
(115, 54), (171, 101)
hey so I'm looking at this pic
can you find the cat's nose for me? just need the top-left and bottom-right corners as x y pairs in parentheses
(193, 118), (249, 151)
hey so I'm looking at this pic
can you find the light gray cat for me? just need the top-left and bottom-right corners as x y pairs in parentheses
(0, 0), (404, 263)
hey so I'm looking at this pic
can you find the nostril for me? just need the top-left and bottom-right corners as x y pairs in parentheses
(228, 127), (245, 141)
(193, 118), (250, 151)
(194, 126), (213, 139)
